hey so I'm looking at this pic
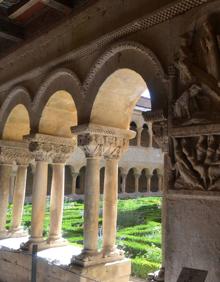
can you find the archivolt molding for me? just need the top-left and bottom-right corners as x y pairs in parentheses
(33, 68), (81, 112)
(82, 41), (166, 96)
(0, 86), (32, 135)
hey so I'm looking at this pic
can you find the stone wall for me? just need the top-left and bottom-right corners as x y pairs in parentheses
(165, 194), (220, 282)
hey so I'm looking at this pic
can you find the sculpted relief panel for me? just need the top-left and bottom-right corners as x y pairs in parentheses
(170, 136), (220, 192)
(173, 19), (220, 127)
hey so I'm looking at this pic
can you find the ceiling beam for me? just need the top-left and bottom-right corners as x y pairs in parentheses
(0, 17), (23, 42)
(41, 0), (71, 14)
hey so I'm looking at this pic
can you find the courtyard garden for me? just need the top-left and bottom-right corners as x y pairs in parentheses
(6, 197), (162, 279)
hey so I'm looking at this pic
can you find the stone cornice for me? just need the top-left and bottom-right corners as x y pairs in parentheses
(0, 0), (210, 91)
(72, 123), (135, 140)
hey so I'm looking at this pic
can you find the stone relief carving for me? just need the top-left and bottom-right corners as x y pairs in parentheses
(171, 135), (220, 191)
(173, 19), (220, 126)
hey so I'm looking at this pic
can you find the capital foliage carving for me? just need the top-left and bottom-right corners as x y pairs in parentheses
(0, 140), (32, 165)
(26, 134), (75, 163)
(73, 124), (134, 159)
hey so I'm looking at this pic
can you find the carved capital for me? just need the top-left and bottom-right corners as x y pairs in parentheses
(25, 134), (76, 162)
(0, 140), (32, 165)
(72, 123), (135, 159)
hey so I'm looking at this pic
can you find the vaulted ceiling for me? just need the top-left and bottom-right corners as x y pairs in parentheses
(0, 0), (90, 56)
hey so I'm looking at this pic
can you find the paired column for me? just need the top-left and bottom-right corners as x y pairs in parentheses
(0, 164), (13, 239)
(21, 135), (50, 251)
(137, 128), (142, 147)
(47, 146), (74, 247)
(71, 123), (135, 265)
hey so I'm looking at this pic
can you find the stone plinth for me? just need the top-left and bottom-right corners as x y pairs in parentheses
(0, 238), (131, 282)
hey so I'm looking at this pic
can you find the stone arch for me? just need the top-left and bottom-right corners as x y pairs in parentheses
(141, 123), (150, 147)
(90, 68), (148, 130)
(129, 121), (138, 146)
(0, 86), (31, 141)
(33, 69), (81, 136)
(83, 41), (167, 121)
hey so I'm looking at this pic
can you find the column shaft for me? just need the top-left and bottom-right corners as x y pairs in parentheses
(30, 161), (48, 241)
(103, 159), (118, 253)
(121, 174), (126, 193)
(83, 157), (100, 254)
(48, 164), (65, 242)
(71, 173), (78, 194)
(134, 174), (140, 193)
(147, 175), (151, 192)
(11, 165), (28, 234)
(0, 165), (12, 237)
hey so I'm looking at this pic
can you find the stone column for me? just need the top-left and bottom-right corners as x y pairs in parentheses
(71, 171), (78, 194)
(134, 173), (140, 193)
(21, 134), (52, 251)
(102, 132), (130, 260)
(9, 167), (17, 201)
(158, 174), (163, 192)
(146, 174), (152, 192)
(0, 164), (13, 239)
(10, 165), (28, 237)
(47, 142), (74, 247)
(121, 173), (127, 193)
(148, 122), (153, 147)
(137, 128), (142, 147)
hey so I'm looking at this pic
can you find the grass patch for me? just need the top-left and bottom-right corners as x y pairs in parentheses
(6, 197), (161, 279)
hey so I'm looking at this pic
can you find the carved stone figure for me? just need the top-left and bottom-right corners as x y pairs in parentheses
(174, 20), (220, 126)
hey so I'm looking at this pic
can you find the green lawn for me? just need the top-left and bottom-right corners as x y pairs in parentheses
(6, 197), (161, 279)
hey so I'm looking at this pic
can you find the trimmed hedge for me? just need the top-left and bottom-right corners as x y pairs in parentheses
(132, 257), (161, 279)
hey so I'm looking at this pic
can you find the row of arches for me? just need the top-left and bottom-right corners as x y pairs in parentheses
(23, 166), (163, 197)
(0, 41), (166, 144)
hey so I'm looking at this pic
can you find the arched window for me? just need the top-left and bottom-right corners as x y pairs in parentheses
(151, 169), (159, 192)
(129, 122), (138, 146)
(126, 168), (135, 193)
(139, 169), (147, 192)
(141, 123), (150, 147)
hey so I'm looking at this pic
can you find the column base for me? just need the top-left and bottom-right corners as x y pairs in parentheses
(71, 257), (131, 282)
(9, 227), (28, 238)
(102, 248), (124, 259)
(0, 230), (10, 239)
(20, 237), (46, 251)
(72, 249), (124, 267)
(47, 237), (68, 248)
(148, 267), (165, 282)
